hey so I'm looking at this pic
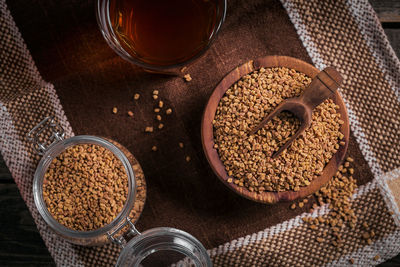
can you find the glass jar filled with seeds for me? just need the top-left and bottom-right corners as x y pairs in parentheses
(29, 117), (211, 266)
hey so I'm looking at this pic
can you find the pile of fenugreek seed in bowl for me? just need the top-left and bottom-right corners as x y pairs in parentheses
(213, 67), (344, 193)
(43, 144), (128, 231)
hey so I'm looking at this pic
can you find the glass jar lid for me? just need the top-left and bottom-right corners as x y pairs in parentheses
(114, 224), (211, 267)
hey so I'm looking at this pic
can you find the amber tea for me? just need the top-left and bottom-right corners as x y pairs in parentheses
(109, 0), (219, 67)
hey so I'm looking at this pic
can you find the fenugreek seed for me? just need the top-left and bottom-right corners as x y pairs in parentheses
(153, 90), (159, 95)
(214, 67), (342, 193)
(340, 141), (345, 146)
(373, 255), (380, 261)
(346, 157), (354, 162)
(309, 158), (358, 248)
(299, 202), (304, 208)
(303, 199), (308, 203)
(159, 101), (164, 108)
(367, 239), (373, 245)
(389, 211), (394, 215)
(43, 144), (128, 231)
(152, 146), (157, 152)
(153, 94), (158, 100)
(227, 178), (233, 183)
(316, 237), (324, 243)
(158, 123), (164, 129)
(112, 107), (118, 114)
(154, 108), (160, 113)
(349, 168), (354, 174)
(166, 108), (172, 115)
(362, 222), (369, 228)
(145, 126), (153, 133)
(186, 156), (191, 162)
(290, 203), (296, 210)
(127, 111), (134, 117)
(362, 232), (370, 239)
(156, 115), (162, 121)
(310, 225), (317, 230)
(370, 230), (375, 237)
(344, 162), (349, 167)
(179, 142), (184, 148)
(184, 74), (192, 82)
(334, 144), (339, 149)
(180, 66), (188, 73)
(134, 93), (140, 100)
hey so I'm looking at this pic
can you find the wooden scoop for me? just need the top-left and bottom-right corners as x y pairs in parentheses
(250, 67), (343, 159)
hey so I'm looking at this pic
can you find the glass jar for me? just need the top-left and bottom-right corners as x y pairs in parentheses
(96, 0), (227, 74)
(112, 225), (211, 266)
(29, 117), (212, 266)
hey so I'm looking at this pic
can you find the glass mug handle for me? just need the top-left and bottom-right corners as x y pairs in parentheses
(27, 116), (65, 155)
(107, 217), (141, 248)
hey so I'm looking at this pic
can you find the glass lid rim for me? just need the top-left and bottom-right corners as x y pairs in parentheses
(33, 135), (137, 239)
(117, 227), (211, 267)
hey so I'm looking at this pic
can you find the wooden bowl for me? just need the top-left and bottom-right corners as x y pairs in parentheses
(201, 56), (349, 204)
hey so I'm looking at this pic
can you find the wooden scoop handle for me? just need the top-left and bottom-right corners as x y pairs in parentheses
(299, 67), (343, 110)
(249, 67), (343, 159)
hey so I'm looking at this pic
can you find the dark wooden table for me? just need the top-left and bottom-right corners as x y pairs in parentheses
(0, 1), (399, 266)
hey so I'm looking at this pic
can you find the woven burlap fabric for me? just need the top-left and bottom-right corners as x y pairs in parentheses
(209, 0), (400, 266)
(281, 0), (400, 176)
(1, 0), (400, 266)
(209, 181), (399, 266)
(280, 0), (400, 235)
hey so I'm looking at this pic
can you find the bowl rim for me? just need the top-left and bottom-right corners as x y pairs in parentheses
(201, 55), (350, 204)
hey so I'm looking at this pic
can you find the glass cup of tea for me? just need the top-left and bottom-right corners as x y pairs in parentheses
(96, 0), (227, 74)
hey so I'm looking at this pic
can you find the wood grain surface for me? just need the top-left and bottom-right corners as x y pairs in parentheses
(0, 0), (399, 266)
(0, 154), (54, 266)
(370, 0), (400, 23)
(370, 0), (400, 60)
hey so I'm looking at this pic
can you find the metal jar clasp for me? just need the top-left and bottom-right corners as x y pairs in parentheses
(107, 217), (141, 248)
(27, 116), (65, 155)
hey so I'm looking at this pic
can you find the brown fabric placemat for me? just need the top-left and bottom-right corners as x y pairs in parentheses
(6, 0), (374, 249)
